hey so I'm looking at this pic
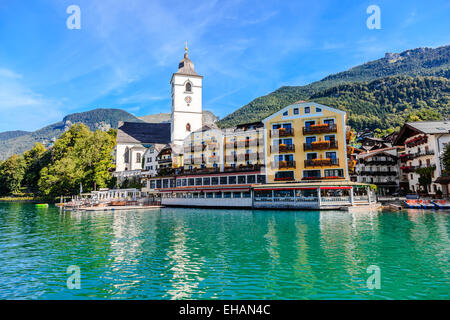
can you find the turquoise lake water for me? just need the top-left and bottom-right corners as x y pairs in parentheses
(0, 202), (448, 300)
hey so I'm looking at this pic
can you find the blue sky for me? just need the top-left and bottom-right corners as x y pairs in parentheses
(0, 0), (449, 132)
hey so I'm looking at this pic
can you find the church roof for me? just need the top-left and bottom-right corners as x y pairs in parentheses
(175, 45), (201, 77)
(117, 122), (171, 144)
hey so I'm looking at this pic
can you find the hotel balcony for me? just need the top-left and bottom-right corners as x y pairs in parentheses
(194, 144), (207, 152)
(270, 128), (294, 138)
(303, 124), (337, 135)
(361, 159), (397, 166)
(184, 146), (194, 153)
(359, 170), (398, 176)
(271, 160), (296, 169)
(208, 143), (219, 150)
(193, 156), (206, 164)
(225, 142), (236, 149)
(223, 164), (264, 172)
(304, 158), (339, 167)
(270, 144), (295, 153)
(303, 141), (338, 151)
(208, 156), (220, 163)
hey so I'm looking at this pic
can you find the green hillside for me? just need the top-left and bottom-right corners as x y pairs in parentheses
(0, 109), (143, 160)
(217, 45), (450, 129)
(312, 76), (449, 130)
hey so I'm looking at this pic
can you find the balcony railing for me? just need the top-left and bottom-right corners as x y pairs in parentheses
(208, 156), (220, 163)
(303, 141), (338, 151)
(271, 160), (296, 169)
(208, 143), (219, 150)
(359, 170), (398, 176)
(194, 144), (206, 152)
(304, 158), (339, 167)
(270, 144), (295, 153)
(362, 160), (397, 166)
(270, 128), (294, 137)
(193, 157), (206, 164)
(303, 124), (337, 134)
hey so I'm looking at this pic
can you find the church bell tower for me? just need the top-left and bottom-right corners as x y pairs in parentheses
(170, 44), (203, 146)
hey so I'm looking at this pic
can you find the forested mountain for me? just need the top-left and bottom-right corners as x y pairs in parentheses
(0, 108), (142, 160)
(0, 130), (30, 141)
(312, 76), (449, 130)
(217, 45), (450, 129)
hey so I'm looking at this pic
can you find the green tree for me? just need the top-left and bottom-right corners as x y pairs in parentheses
(0, 154), (26, 195)
(22, 143), (50, 194)
(38, 124), (117, 199)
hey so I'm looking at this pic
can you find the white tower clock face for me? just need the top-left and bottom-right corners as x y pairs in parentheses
(185, 96), (192, 103)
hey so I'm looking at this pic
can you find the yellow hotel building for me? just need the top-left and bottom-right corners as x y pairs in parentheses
(263, 101), (349, 183)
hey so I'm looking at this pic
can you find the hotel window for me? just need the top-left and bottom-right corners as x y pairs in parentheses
(170, 180), (175, 188)
(324, 135), (335, 142)
(156, 180), (162, 188)
(176, 180), (182, 187)
(325, 152), (337, 159)
(306, 153), (317, 160)
(316, 107), (322, 112)
(182, 179), (187, 186)
(233, 192), (242, 198)
(303, 170), (321, 179)
(188, 178), (195, 186)
(324, 169), (343, 177)
(293, 108), (299, 115)
(150, 180), (156, 189)
(257, 175), (266, 184)
(323, 119), (334, 126)
(206, 193), (214, 199)
(306, 136), (316, 144)
(243, 192), (251, 198)
(195, 178), (202, 185)
(211, 177), (219, 185)
(229, 176), (237, 184)
(247, 175), (256, 184)
(203, 177), (211, 185)
(275, 171), (294, 181)
(215, 192), (222, 198)
(220, 176), (228, 185)
(224, 192), (232, 198)
(305, 106), (310, 113)
(163, 179), (169, 188)
(238, 176), (246, 184)
(304, 120), (315, 128)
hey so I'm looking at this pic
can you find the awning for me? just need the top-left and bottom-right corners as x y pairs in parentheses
(254, 187), (318, 191)
(320, 186), (352, 190)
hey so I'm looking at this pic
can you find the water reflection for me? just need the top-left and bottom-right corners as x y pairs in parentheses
(0, 203), (449, 299)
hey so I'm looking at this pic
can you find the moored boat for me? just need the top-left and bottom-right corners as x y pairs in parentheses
(420, 200), (435, 209)
(432, 200), (450, 209)
(404, 200), (421, 209)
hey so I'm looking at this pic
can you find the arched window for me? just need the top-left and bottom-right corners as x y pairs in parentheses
(186, 123), (191, 132)
(185, 82), (192, 92)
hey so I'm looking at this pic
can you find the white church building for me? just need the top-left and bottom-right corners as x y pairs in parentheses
(115, 46), (204, 177)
